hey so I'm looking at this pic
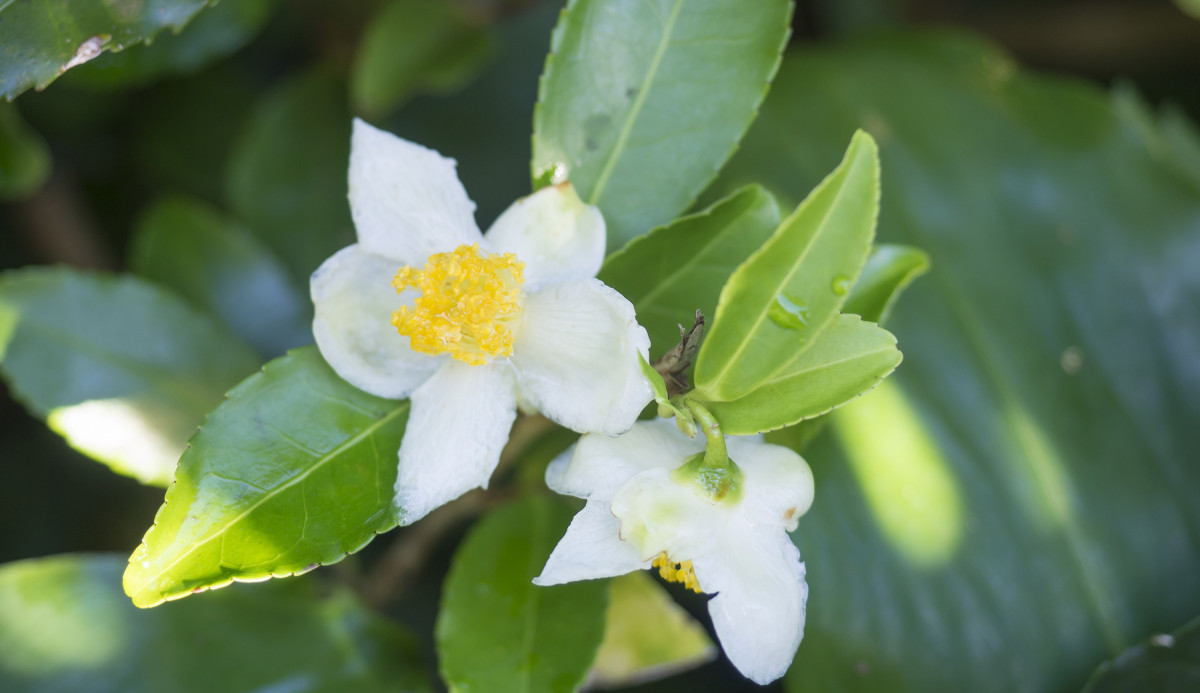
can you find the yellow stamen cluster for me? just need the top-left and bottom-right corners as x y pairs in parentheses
(391, 243), (525, 365)
(652, 553), (702, 593)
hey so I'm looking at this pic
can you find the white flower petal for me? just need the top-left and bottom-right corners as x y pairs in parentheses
(727, 437), (815, 531)
(693, 523), (807, 685)
(349, 119), (481, 263)
(610, 468), (725, 561)
(395, 360), (517, 524)
(533, 501), (650, 586)
(511, 279), (653, 436)
(546, 419), (703, 501)
(311, 245), (439, 399)
(483, 183), (605, 291)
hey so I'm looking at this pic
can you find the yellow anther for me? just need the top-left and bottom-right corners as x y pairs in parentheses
(391, 243), (525, 365)
(652, 553), (702, 593)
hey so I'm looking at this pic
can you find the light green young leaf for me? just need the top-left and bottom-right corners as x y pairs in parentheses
(704, 314), (900, 435)
(590, 571), (716, 688)
(351, 0), (490, 119)
(0, 102), (50, 201)
(0, 553), (430, 692)
(62, 0), (274, 89)
(0, 0), (216, 99)
(598, 185), (780, 357)
(226, 69), (354, 286)
(0, 268), (259, 487)
(843, 244), (930, 324)
(124, 346), (408, 608)
(533, 0), (792, 249)
(757, 244), (926, 449)
(694, 131), (880, 402)
(130, 195), (311, 358)
(437, 495), (609, 693)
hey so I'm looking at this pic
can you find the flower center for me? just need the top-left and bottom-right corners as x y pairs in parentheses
(391, 243), (525, 365)
(652, 553), (702, 593)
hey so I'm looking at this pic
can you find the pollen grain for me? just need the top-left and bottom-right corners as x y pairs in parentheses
(391, 243), (525, 365)
(652, 553), (702, 593)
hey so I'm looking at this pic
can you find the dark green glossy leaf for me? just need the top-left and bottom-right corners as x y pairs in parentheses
(0, 0), (215, 99)
(533, 0), (792, 249)
(226, 68), (354, 286)
(713, 31), (1200, 692)
(130, 195), (311, 358)
(598, 185), (780, 358)
(124, 346), (408, 608)
(351, 0), (490, 119)
(0, 268), (259, 486)
(63, 0), (273, 89)
(0, 553), (430, 693)
(1082, 616), (1200, 693)
(0, 101), (50, 200)
(842, 244), (930, 324)
(437, 495), (609, 693)
(694, 131), (880, 402)
(705, 314), (900, 435)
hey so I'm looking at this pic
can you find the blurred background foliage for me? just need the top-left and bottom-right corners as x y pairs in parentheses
(1, 0), (1199, 691)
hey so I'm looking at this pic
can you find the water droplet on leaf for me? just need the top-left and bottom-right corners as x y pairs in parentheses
(832, 275), (851, 296)
(768, 294), (809, 330)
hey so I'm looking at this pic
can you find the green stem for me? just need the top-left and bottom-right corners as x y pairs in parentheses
(684, 399), (728, 471)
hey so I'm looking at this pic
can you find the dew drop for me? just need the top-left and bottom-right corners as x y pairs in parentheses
(832, 275), (851, 296)
(768, 294), (809, 330)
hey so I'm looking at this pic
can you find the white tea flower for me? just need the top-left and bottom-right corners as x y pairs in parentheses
(311, 119), (652, 523)
(535, 419), (814, 684)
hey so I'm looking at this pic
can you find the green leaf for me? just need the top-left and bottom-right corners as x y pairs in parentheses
(1176, 0), (1200, 20)
(124, 346), (408, 608)
(843, 244), (930, 324)
(598, 185), (780, 357)
(1082, 616), (1200, 693)
(0, 553), (430, 692)
(0, 268), (259, 486)
(0, 0), (216, 100)
(713, 31), (1200, 692)
(226, 68), (354, 286)
(62, 0), (273, 89)
(532, 0), (792, 249)
(129, 195), (311, 358)
(0, 101), (50, 201)
(694, 131), (880, 402)
(351, 0), (490, 119)
(590, 571), (715, 688)
(437, 495), (609, 693)
(704, 314), (901, 435)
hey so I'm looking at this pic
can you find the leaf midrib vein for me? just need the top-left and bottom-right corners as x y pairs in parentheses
(131, 403), (408, 596)
(587, 0), (686, 206)
(703, 162), (860, 390)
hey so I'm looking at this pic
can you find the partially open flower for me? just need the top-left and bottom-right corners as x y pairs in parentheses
(535, 419), (814, 684)
(311, 120), (653, 523)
